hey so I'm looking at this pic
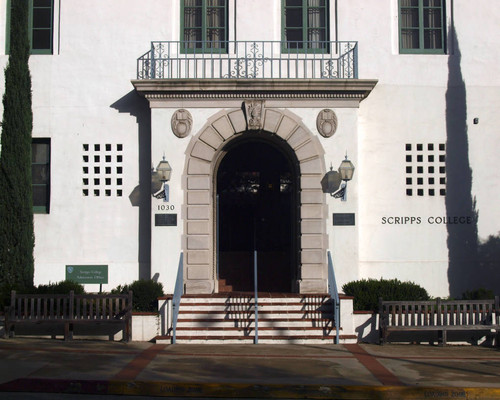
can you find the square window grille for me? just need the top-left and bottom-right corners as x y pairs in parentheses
(82, 143), (124, 197)
(406, 143), (446, 197)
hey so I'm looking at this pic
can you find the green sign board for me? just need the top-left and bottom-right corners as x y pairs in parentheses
(66, 265), (108, 284)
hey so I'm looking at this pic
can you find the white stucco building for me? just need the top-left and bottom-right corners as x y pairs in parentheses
(1, 0), (499, 307)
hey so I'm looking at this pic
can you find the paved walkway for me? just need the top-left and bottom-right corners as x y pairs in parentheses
(0, 338), (499, 399)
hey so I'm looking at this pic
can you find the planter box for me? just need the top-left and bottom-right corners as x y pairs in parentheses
(131, 313), (160, 342)
(353, 311), (379, 343)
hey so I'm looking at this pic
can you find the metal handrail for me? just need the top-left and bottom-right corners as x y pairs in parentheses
(172, 252), (184, 344)
(253, 250), (258, 344)
(137, 40), (358, 80)
(327, 251), (340, 344)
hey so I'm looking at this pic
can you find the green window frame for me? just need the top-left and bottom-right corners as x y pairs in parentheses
(6, 0), (54, 55)
(32, 138), (51, 213)
(282, 0), (329, 53)
(181, 0), (228, 53)
(399, 0), (445, 54)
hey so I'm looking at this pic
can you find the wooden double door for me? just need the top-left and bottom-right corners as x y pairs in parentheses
(217, 137), (299, 293)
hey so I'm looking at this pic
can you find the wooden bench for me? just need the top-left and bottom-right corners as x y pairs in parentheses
(379, 296), (500, 346)
(4, 290), (133, 341)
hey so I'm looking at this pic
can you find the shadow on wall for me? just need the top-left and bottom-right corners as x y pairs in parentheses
(475, 234), (500, 296)
(445, 25), (478, 298)
(445, 25), (499, 297)
(110, 90), (152, 280)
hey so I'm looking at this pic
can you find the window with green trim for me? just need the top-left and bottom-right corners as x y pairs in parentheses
(6, 0), (54, 55)
(399, 0), (445, 54)
(181, 0), (228, 52)
(32, 139), (50, 213)
(282, 0), (329, 52)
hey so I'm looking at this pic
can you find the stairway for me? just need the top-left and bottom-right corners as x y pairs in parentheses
(156, 293), (348, 344)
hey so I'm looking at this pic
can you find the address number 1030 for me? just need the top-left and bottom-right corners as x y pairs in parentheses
(157, 204), (175, 211)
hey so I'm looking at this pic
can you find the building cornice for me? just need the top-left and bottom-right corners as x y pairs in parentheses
(131, 79), (378, 108)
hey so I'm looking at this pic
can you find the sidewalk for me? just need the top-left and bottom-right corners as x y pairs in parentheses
(0, 338), (499, 399)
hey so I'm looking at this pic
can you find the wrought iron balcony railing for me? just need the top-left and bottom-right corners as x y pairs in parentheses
(136, 40), (358, 80)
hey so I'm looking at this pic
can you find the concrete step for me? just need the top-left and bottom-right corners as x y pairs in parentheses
(169, 293), (338, 344)
(178, 304), (332, 313)
(178, 296), (332, 305)
(177, 309), (333, 318)
(174, 326), (335, 336)
(177, 319), (334, 328)
(155, 334), (356, 345)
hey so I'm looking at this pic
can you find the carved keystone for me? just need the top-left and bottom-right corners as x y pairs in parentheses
(244, 100), (264, 130)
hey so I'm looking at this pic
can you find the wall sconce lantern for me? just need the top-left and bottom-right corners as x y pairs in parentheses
(321, 155), (355, 201)
(153, 156), (172, 201)
(338, 156), (355, 182)
(156, 158), (172, 182)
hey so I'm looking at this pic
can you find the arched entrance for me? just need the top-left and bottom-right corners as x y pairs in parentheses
(216, 134), (300, 293)
(182, 106), (329, 295)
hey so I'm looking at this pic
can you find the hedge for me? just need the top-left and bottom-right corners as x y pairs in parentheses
(342, 278), (430, 312)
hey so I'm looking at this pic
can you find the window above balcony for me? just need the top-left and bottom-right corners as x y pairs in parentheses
(181, 0), (228, 53)
(282, 0), (329, 53)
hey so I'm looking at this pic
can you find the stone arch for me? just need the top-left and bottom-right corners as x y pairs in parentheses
(183, 105), (328, 294)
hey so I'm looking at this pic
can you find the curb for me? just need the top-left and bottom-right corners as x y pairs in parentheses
(2, 378), (500, 399)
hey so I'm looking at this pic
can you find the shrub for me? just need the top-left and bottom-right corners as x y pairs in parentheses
(112, 279), (164, 312)
(461, 288), (495, 300)
(0, 283), (31, 312)
(0, 281), (85, 312)
(342, 278), (430, 312)
(33, 280), (85, 295)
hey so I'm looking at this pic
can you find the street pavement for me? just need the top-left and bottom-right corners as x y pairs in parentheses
(0, 338), (499, 399)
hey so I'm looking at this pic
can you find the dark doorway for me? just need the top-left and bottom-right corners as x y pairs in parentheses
(216, 135), (299, 293)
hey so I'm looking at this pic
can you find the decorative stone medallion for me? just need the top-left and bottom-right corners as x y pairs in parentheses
(171, 109), (193, 138)
(316, 109), (338, 138)
(244, 100), (264, 130)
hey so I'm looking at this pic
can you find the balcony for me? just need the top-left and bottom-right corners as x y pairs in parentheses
(136, 40), (358, 80)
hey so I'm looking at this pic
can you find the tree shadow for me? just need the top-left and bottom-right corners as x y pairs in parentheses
(110, 90), (151, 280)
(446, 19), (500, 297)
(475, 234), (500, 295)
(445, 24), (479, 298)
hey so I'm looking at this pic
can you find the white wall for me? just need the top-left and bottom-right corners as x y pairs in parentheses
(0, 1), (498, 297)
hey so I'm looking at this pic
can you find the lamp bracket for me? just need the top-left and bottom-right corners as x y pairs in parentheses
(331, 186), (346, 199)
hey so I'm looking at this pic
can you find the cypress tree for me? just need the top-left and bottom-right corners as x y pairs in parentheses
(0, 0), (34, 290)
